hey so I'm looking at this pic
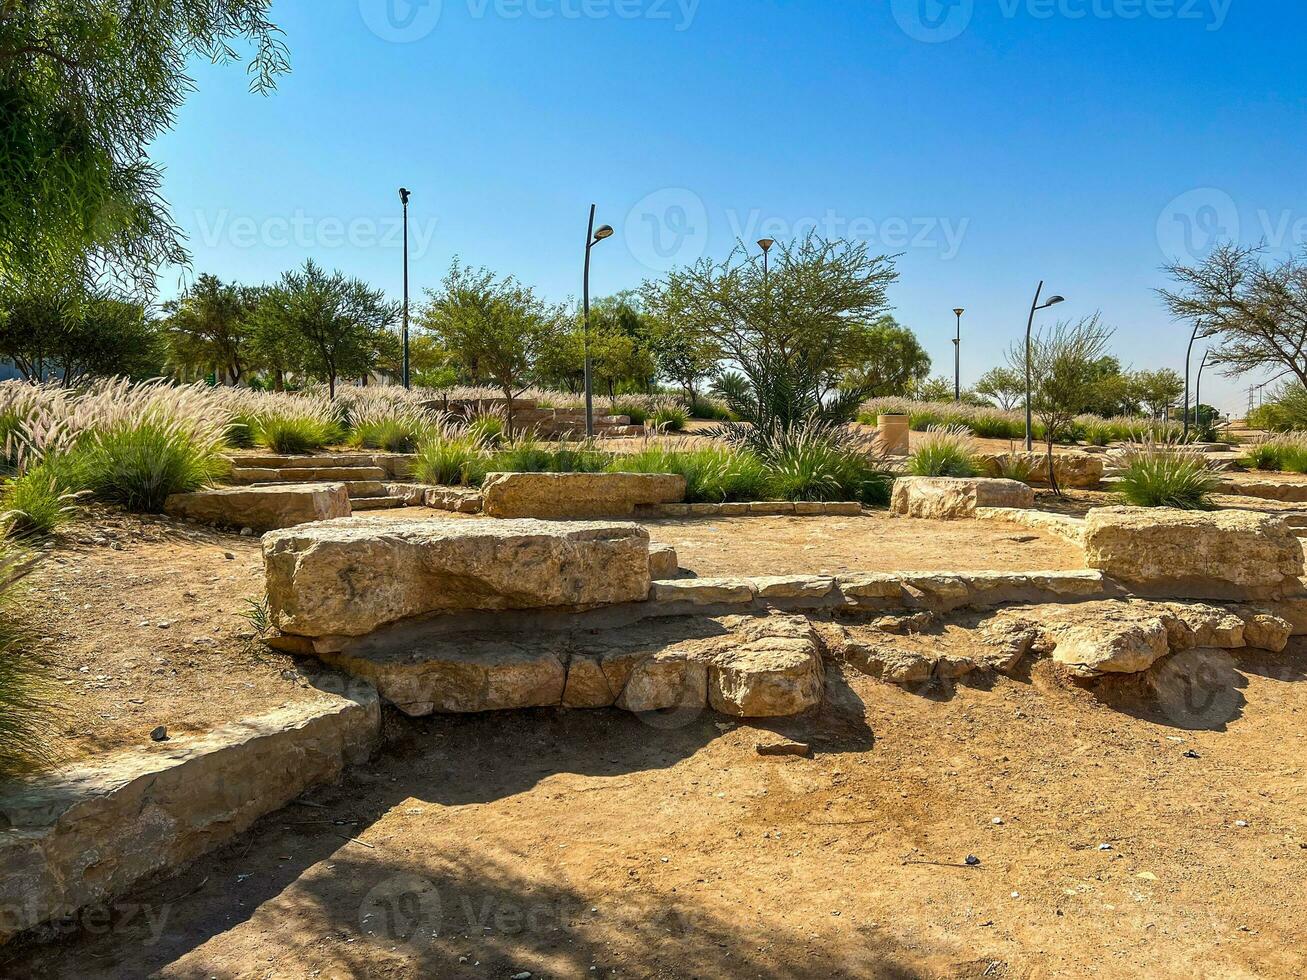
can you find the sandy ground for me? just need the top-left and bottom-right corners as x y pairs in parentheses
(21, 509), (334, 763)
(7, 645), (1307, 979)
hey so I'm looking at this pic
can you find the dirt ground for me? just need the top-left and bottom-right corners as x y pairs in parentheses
(7, 640), (1307, 979)
(21, 508), (333, 763)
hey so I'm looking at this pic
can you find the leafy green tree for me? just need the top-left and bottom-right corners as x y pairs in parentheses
(253, 261), (398, 398)
(1007, 315), (1115, 492)
(587, 294), (657, 398)
(0, 284), (159, 384)
(418, 262), (566, 434)
(974, 366), (1025, 410)
(646, 313), (721, 407)
(644, 236), (897, 437)
(161, 274), (258, 383)
(912, 376), (956, 402)
(1132, 368), (1184, 419)
(1077, 356), (1139, 416)
(0, 1), (289, 292)
(842, 315), (931, 397)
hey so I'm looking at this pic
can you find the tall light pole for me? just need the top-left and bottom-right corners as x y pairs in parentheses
(1182, 321), (1208, 441)
(1024, 282), (1066, 452)
(1194, 348), (1210, 434)
(952, 307), (965, 403)
(758, 238), (775, 286)
(583, 204), (614, 438)
(399, 187), (412, 389)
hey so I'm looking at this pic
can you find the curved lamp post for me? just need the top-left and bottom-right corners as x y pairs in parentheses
(1194, 348), (1211, 435)
(583, 205), (614, 438)
(399, 187), (412, 389)
(953, 307), (965, 403)
(1182, 321), (1209, 441)
(1024, 282), (1066, 451)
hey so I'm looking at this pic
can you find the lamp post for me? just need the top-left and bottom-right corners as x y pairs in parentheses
(952, 307), (965, 403)
(583, 204), (614, 438)
(1182, 321), (1208, 441)
(399, 187), (412, 389)
(1023, 282), (1066, 451)
(758, 238), (775, 286)
(1194, 349), (1210, 434)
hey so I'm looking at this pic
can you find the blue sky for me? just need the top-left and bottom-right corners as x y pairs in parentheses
(154, 0), (1306, 413)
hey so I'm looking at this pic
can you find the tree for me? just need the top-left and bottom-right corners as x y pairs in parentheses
(842, 315), (931, 397)
(586, 293), (657, 397)
(643, 236), (897, 436)
(253, 261), (398, 398)
(0, 1), (289, 293)
(1133, 368), (1184, 418)
(1078, 356), (1139, 417)
(646, 314), (721, 407)
(912, 375), (956, 403)
(0, 283), (159, 384)
(1160, 244), (1307, 389)
(418, 262), (566, 434)
(1007, 315), (1115, 492)
(161, 274), (258, 383)
(974, 366), (1025, 410)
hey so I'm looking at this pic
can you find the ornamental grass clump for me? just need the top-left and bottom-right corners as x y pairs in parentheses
(249, 392), (343, 454)
(763, 428), (894, 505)
(907, 424), (980, 477)
(1244, 433), (1307, 474)
(1107, 438), (1224, 509)
(650, 402), (690, 432)
(610, 443), (769, 503)
(348, 403), (441, 453)
(0, 547), (58, 778)
(412, 433), (489, 487)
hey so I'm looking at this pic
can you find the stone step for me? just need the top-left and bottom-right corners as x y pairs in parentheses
(230, 466), (388, 484)
(348, 495), (408, 511)
(238, 453), (379, 469)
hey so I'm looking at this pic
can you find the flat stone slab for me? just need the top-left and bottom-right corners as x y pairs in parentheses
(165, 483), (351, 532)
(264, 518), (652, 638)
(481, 471), (687, 519)
(891, 477), (1035, 520)
(1083, 506), (1305, 599)
(0, 683), (379, 943)
(978, 452), (1105, 489)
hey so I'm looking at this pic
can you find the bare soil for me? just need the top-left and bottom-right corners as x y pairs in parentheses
(7, 641), (1307, 979)
(21, 508), (333, 763)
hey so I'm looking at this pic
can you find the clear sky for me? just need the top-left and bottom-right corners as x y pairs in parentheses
(153, 0), (1307, 413)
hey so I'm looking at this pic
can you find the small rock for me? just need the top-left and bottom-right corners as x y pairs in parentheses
(991, 818), (1004, 826)
(1183, 750), (1201, 759)
(756, 740), (811, 758)
(511, 973), (532, 980)
(149, 726), (169, 742)
(1098, 843), (1113, 851)
(965, 855), (981, 866)
(223, 552), (235, 560)
(1235, 820), (1249, 828)
(239, 527), (255, 537)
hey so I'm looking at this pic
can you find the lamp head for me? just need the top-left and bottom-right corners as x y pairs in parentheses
(953, 308), (965, 317)
(757, 238), (775, 253)
(593, 225), (614, 243)
(399, 187), (411, 204)
(1043, 295), (1066, 309)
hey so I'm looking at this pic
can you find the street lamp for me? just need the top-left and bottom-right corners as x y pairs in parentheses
(583, 204), (614, 438)
(1024, 282), (1066, 451)
(1194, 348), (1210, 435)
(399, 187), (412, 389)
(952, 308), (965, 403)
(758, 238), (775, 285)
(1182, 321), (1210, 441)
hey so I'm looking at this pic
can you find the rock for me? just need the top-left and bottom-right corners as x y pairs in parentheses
(1048, 614), (1171, 677)
(1158, 603), (1246, 650)
(757, 740), (812, 757)
(978, 452), (1105, 489)
(1261, 598), (1307, 636)
(166, 485), (351, 533)
(1082, 507), (1305, 600)
(0, 688), (380, 943)
(320, 637), (566, 716)
(650, 578), (757, 607)
(561, 655), (617, 708)
(1232, 608), (1293, 652)
(709, 634), (824, 717)
(264, 518), (652, 638)
(841, 641), (933, 684)
(890, 477), (1036, 520)
(752, 575), (837, 600)
(481, 471), (686, 519)
(615, 650), (708, 714)
(149, 725), (168, 742)
(649, 543), (680, 580)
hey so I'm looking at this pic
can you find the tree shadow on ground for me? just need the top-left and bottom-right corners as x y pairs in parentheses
(3, 671), (893, 979)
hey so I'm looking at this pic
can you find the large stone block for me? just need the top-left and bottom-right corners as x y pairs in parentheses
(165, 483), (351, 532)
(264, 518), (652, 637)
(890, 477), (1036, 520)
(481, 471), (687, 519)
(979, 452), (1105, 489)
(1083, 507), (1305, 599)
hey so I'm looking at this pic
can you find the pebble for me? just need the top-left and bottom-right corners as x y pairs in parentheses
(756, 740), (811, 758)
(965, 855), (981, 866)
(511, 973), (532, 979)
(1235, 820), (1249, 828)
(239, 528), (255, 537)
(149, 726), (169, 742)
(1098, 843), (1113, 851)
(991, 817), (1004, 825)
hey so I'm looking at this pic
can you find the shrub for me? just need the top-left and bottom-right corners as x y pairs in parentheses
(908, 425), (979, 477)
(413, 434), (488, 486)
(1107, 439), (1224, 509)
(73, 415), (228, 512)
(650, 404), (689, 432)
(608, 398), (651, 426)
(255, 414), (341, 454)
(688, 397), (731, 422)
(989, 454), (1041, 483)
(0, 549), (58, 778)
(1244, 434), (1307, 474)
(465, 413), (506, 448)
(764, 430), (893, 505)
(487, 437), (609, 476)
(2, 463), (76, 538)
(610, 445), (768, 503)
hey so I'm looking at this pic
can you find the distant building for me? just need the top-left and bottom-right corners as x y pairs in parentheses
(0, 361), (20, 382)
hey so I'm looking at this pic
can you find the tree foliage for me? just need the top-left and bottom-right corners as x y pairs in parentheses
(1160, 244), (1307, 389)
(0, 1), (289, 292)
(1133, 367), (1184, 418)
(843, 315), (931, 398)
(974, 366), (1025, 410)
(161, 274), (258, 383)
